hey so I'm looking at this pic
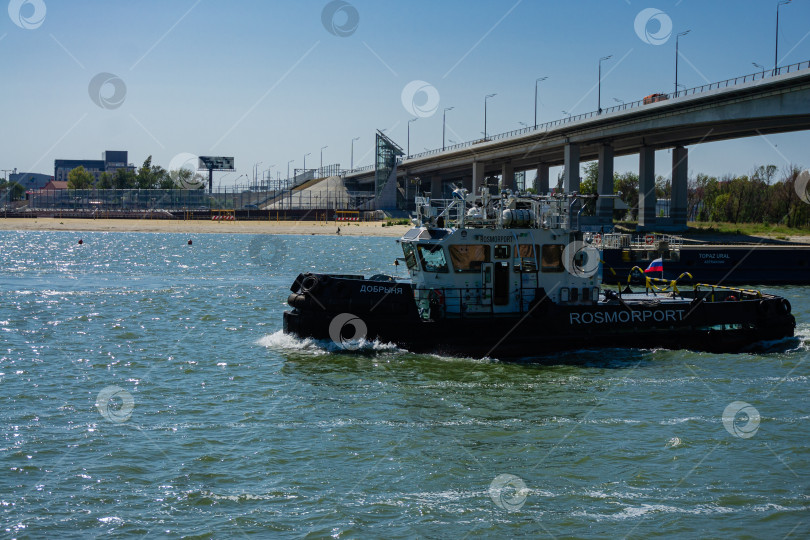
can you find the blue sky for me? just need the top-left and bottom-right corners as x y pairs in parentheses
(2, 0), (809, 186)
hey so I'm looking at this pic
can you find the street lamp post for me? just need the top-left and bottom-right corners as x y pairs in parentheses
(253, 161), (262, 190)
(350, 136), (359, 170)
(753, 62), (765, 78)
(484, 93), (496, 140)
(675, 30), (691, 96)
(320, 145), (328, 176)
(442, 107), (454, 151)
(303, 152), (311, 173)
(407, 117), (418, 157)
(598, 55), (612, 114)
(775, 0), (792, 75)
(287, 159), (294, 184)
(534, 76), (547, 129)
(264, 164), (275, 190)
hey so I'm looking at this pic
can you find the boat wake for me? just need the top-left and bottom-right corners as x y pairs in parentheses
(257, 330), (403, 356)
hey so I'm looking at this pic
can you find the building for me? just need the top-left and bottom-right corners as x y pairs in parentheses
(42, 180), (68, 190)
(54, 150), (134, 183)
(9, 171), (53, 191)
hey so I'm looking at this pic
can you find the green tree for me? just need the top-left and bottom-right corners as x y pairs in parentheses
(67, 166), (95, 189)
(97, 171), (113, 189)
(0, 181), (25, 201)
(136, 156), (168, 189)
(613, 171), (639, 220)
(114, 168), (137, 189)
(158, 173), (175, 190)
(580, 162), (598, 194)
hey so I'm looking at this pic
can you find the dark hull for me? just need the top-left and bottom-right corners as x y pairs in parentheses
(603, 245), (810, 285)
(283, 274), (796, 360)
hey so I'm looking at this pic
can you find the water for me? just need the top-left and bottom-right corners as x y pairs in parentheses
(1, 230), (808, 538)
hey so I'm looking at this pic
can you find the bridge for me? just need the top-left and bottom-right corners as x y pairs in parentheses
(345, 60), (810, 230)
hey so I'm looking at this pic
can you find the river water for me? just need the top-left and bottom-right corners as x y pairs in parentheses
(0, 230), (808, 538)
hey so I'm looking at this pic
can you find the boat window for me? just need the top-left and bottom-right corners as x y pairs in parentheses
(494, 245), (510, 259)
(417, 244), (449, 273)
(515, 244), (538, 273)
(449, 244), (490, 272)
(541, 244), (565, 272)
(402, 243), (418, 270)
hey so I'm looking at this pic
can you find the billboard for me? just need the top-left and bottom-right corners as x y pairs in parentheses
(198, 156), (235, 171)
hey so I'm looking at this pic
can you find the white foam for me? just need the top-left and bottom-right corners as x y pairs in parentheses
(257, 330), (402, 355)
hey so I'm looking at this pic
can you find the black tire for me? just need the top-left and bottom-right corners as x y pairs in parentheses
(301, 275), (320, 294)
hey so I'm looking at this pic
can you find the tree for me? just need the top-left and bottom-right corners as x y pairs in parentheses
(169, 168), (205, 189)
(97, 171), (113, 189)
(136, 156), (168, 189)
(0, 181), (25, 201)
(579, 162), (599, 215)
(114, 168), (137, 189)
(613, 171), (639, 220)
(67, 166), (95, 189)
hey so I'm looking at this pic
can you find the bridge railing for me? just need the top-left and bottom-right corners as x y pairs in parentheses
(340, 58), (809, 167)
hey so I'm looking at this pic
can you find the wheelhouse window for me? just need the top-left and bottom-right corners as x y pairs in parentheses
(402, 243), (418, 271)
(417, 244), (449, 273)
(494, 244), (511, 259)
(515, 244), (538, 273)
(448, 244), (490, 272)
(541, 244), (565, 272)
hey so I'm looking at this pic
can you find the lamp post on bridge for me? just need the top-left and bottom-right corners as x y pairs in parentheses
(320, 146), (327, 176)
(264, 164), (275, 190)
(253, 161), (262, 190)
(675, 30), (690, 97)
(407, 117), (418, 157)
(484, 93), (496, 140)
(442, 107), (453, 151)
(753, 62), (765, 78)
(287, 159), (294, 186)
(775, 0), (792, 75)
(303, 152), (311, 174)
(350, 136), (359, 170)
(534, 76), (547, 129)
(598, 55), (612, 114)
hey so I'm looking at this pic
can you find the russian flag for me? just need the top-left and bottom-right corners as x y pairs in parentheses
(644, 258), (664, 274)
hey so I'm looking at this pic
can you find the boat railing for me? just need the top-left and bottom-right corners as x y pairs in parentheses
(693, 283), (763, 302)
(597, 233), (683, 250)
(623, 268), (762, 300)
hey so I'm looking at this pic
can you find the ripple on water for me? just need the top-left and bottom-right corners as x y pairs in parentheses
(0, 231), (807, 537)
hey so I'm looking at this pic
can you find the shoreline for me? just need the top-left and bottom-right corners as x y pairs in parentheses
(1, 217), (809, 243)
(0, 218), (411, 237)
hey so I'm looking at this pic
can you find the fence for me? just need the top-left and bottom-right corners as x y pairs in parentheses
(24, 185), (379, 212)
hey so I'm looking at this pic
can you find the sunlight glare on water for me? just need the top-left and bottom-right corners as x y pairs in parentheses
(0, 230), (807, 537)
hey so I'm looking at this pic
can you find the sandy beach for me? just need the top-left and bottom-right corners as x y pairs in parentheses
(0, 218), (412, 237)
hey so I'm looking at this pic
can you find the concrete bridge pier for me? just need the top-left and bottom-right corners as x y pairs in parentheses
(563, 143), (580, 193)
(472, 161), (486, 195)
(534, 164), (549, 194)
(638, 146), (656, 229)
(430, 175), (442, 198)
(461, 175), (473, 192)
(671, 146), (688, 228)
(596, 144), (614, 222)
(501, 162), (515, 191)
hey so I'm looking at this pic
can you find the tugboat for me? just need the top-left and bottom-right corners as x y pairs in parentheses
(283, 189), (795, 359)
